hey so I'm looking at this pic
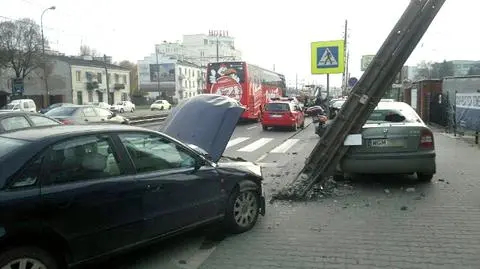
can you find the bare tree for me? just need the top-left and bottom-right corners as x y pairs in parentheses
(0, 18), (44, 79)
(118, 60), (138, 92)
(79, 45), (98, 57)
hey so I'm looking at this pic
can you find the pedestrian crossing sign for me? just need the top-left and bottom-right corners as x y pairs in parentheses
(311, 40), (345, 74)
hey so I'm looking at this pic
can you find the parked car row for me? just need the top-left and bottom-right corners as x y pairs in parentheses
(0, 94), (265, 269)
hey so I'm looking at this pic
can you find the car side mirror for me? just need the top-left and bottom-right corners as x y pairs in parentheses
(194, 158), (206, 172)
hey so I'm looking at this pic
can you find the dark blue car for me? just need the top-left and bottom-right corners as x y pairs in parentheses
(0, 95), (265, 269)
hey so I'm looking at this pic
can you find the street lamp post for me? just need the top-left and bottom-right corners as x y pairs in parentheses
(41, 6), (55, 107)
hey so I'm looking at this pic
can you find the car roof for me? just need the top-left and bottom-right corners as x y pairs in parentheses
(267, 101), (292, 104)
(0, 111), (48, 117)
(375, 101), (412, 110)
(0, 124), (149, 142)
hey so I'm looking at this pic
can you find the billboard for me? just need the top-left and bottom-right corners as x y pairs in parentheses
(455, 93), (480, 131)
(149, 63), (175, 82)
(361, 55), (375, 71)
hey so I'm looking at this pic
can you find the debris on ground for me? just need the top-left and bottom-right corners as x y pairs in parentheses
(400, 206), (408, 211)
(271, 172), (356, 202)
(405, 187), (415, 192)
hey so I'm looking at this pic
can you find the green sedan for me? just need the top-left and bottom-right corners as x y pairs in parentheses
(338, 101), (436, 182)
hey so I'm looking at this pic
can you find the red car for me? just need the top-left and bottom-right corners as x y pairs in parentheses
(261, 101), (305, 131)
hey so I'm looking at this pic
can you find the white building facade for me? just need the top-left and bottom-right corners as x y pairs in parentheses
(137, 54), (206, 104)
(154, 31), (242, 67)
(70, 57), (130, 105)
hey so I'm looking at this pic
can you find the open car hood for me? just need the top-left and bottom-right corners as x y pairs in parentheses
(161, 94), (245, 163)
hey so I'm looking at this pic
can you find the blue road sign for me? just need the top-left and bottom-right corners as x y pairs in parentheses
(12, 78), (24, 95)
(310, 40), (345, 74)
(348, 77), (358, 88)
(317, 47), (339, 69)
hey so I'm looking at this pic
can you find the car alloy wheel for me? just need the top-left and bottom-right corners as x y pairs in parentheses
(0, 247), (57, 269)
(1, 258), (47, 269)
(233, 191), (259, 228)
(226, 189), (260, 233)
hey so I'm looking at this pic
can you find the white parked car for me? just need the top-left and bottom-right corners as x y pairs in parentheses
(110, 101), (136, 113)
(1, 99), (37, 113)
(150, 100), (171, 111)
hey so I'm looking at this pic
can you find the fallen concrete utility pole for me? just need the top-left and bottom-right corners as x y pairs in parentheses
(280, 0), (446, 199)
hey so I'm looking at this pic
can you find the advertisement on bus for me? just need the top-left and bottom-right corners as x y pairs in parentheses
(208, 62), (244, 102)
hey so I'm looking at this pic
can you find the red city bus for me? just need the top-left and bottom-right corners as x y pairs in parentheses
(205, 61), (286, 120)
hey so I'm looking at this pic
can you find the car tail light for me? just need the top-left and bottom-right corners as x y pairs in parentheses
(420, 130), (434, 149)
(59, 119), (74, 125)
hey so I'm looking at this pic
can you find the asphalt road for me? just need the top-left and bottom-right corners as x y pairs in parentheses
(90, 122), (480, 269)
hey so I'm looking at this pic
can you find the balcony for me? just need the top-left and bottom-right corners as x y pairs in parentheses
(86, 81), (99, 91)
(114, 83), (125, 90)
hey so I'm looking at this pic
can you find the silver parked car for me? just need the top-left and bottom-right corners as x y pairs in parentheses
(338, 101), (436, 181)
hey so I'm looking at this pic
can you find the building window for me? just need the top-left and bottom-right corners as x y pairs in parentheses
(97, 73), (102, 83)
(121, 93), (128, 101)
(204, 39), (208, 45)
(122, 75), (127, 83)
(114, 74), (120, 83)
(88, 91), (93, 103)
(76, 71), (81, 82)
(107, 74), (111, 83)
(179, 67), (182, 75)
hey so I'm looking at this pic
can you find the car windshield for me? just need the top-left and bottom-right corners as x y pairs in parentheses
(367, 109), (413, 123)
(0, 137), (27, 159)
(3, 104), (18, 110)
(265, 103), (290, 111)
(117, 102), (124, 105)
(45, 107), (78, 116)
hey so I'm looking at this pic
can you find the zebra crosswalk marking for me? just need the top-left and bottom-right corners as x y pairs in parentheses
(270, 139), (300, 153)
(226, 137), (250, 148)
(237, 138), (274, 152)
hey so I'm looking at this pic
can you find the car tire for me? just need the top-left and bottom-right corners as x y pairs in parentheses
(160, 106), (164, 110)
(292, 123), (298, 132)
(300, 121), (305, 128)
(0, 247), (58, 269)
(120, 108), (124, 113)
(151, 108), (155, 111)
(131, 108), (134, 112)
(417, 173), (433, 182)
(262, 125), (268, 131)
(224, 188), (260, 234)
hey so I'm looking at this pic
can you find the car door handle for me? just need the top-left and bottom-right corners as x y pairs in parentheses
(146, 184), (164, 192)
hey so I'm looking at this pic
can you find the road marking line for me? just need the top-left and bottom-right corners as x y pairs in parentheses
(226, 137), (250, 148)
(270, 139), (300, 153)
(247, 126), (257, 130)
(256, 162), (281, 167)
(238, 138), (273, 152)
(255, 153), (268, 162)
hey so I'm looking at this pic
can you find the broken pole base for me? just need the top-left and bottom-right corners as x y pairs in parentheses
(271, 169), (330, 202)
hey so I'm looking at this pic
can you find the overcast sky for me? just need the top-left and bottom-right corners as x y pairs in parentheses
(1, 0), (476, 87)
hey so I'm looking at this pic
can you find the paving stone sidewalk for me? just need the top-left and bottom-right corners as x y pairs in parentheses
(199, 131), (480, 269)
